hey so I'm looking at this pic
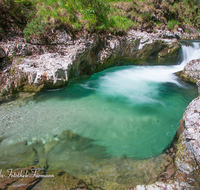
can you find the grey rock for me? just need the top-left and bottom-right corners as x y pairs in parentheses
(178, 59), (200, 92)
(134, 180), (192, 190)
(182, 97), (200, 165)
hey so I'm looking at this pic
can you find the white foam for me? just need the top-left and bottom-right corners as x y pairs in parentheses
(96, 42), (200, 104)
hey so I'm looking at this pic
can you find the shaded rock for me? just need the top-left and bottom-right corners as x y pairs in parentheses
(0, 47), (6, 70)
(99, 31), (180, 66)
(158, 42), (181, 63)
(58, 130), (82, 141)
(135, 40), (166, 60)
(158, 164), (175, 181)
(0, 47), (5, 58)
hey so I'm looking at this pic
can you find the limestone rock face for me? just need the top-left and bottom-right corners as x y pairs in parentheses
(177, 97), (200, 165)
(0, 30), (182, 97)
(158, 42), (181, 63)
(178, 59), (200, 83)
(99, 30), (181, 65)
(173, 97), (200, 188)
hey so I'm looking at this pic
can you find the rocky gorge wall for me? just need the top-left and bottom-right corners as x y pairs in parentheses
(0, 29), (188, 99)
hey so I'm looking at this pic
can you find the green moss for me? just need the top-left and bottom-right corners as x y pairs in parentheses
(178, 72), (197, 84)
(167, 20), (179, 30)
(23, 84), (42, 92)
(10, 68), (15, 76)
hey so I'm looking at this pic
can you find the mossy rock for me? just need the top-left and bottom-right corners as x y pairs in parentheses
(158, 42), (181, 63)
(34, 171), (89, 190)
(57, 130), (95, 151)
(0, 136), (6, 144)
(0, 141), (36, 169)
(176, 71), (197, 84)
(23, 84), (42, 92)
(32, 141), (48, 169)
(44, 140), (60, 154)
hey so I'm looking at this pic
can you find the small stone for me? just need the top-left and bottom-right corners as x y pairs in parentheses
(135, 185), (146, 190)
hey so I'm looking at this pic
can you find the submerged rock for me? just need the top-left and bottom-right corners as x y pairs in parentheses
(0, 141), (36, 169)
(0, 136), (6, 144)
(44, 140), (59, 154)
(32, 171), (90, 190)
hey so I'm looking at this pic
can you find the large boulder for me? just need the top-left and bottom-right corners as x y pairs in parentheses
(174, 97), (200, 188)
(177, 59), (200, 84)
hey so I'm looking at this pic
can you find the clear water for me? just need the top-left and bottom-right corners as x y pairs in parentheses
(0, 42), (199, 188)
(0, 65), (197, 158)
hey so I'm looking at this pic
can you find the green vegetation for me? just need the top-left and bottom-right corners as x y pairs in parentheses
(167, 20), (179, 30)
(0, 0), (200, 40)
